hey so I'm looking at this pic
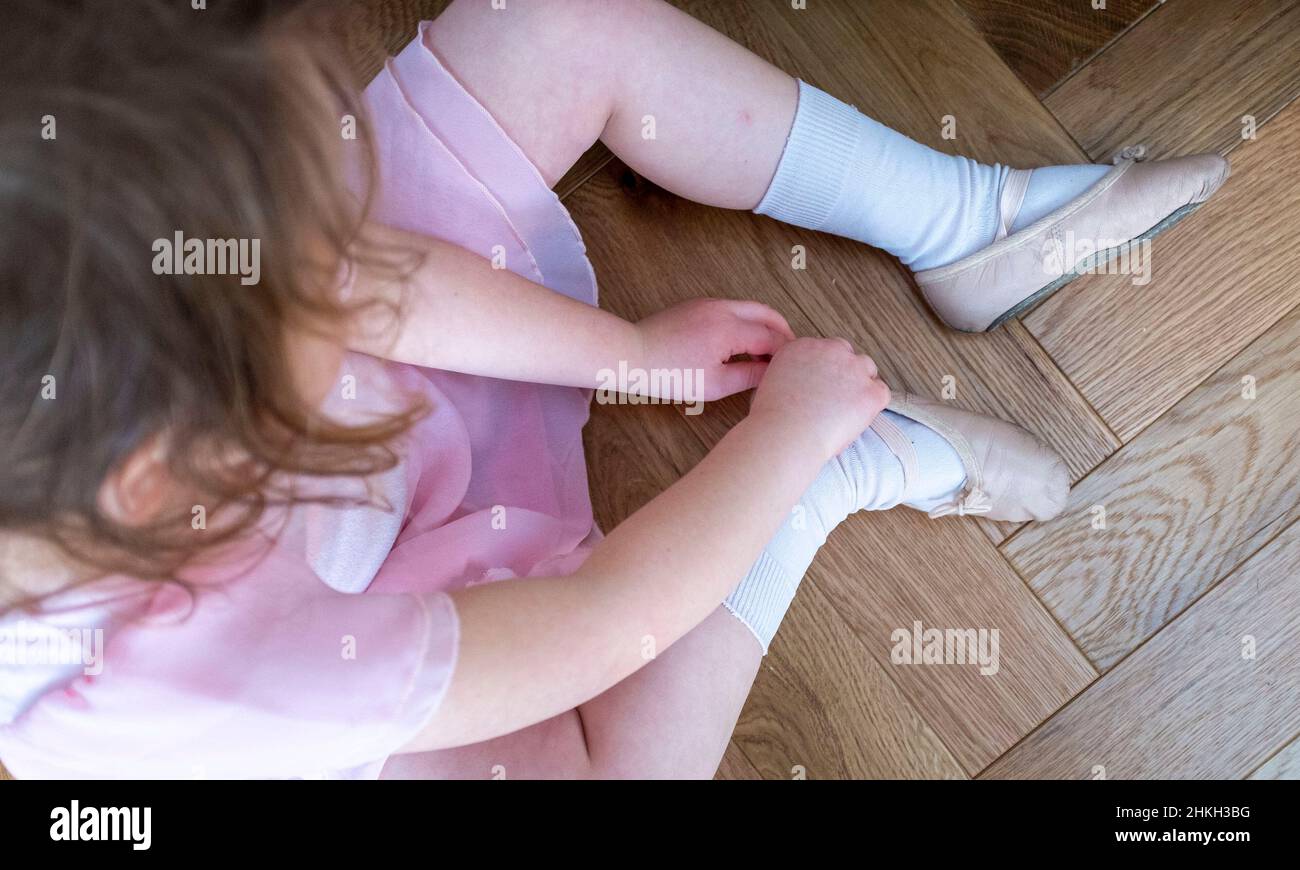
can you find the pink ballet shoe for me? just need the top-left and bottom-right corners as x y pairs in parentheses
(914, 147), (1231, 332)
(870, 393), (1069, 522)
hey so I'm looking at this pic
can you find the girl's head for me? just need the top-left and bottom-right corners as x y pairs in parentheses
(1, 0), (420, 589)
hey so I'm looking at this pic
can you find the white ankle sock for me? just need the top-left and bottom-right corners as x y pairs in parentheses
(1010, 164), (1111, 231)
(889, 411), (969, 512)
(755, 80), (1110, 270)
(724, 410), (965, 651)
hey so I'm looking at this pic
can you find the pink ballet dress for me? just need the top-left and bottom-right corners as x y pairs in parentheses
(0, 23), (600, 779)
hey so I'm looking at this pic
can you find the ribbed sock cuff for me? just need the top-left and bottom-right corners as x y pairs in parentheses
(753, 80), (860, 230)
(723, 549), (804, 655)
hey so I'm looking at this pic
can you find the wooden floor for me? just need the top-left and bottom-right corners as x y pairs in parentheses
(566, 0), (1300, 780)
(6, 0), (1295, 783)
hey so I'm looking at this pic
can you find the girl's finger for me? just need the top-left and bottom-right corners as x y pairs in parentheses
(709, 360), (768, 398)
(729, 321), (789, 358)
(727, 300), (796, 340)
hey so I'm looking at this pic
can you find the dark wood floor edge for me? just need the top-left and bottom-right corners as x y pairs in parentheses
(932, 0), (1095, 166)
(1038, 0), (1168, 103)
(722, 738), (767, 780)
(557, 147), (617, 201)
(1039, 5), (1300, 163)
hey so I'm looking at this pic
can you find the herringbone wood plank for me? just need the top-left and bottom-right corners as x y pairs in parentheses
(1044, 0), (1300, 162)
(985, 519), (1300, 779)
(954, 0), (1157, 97)
(1005, 301), (1300, 668)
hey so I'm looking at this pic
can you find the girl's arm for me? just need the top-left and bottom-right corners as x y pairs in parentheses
(345, 223), (794, 399)
(400, 337), (891, 752)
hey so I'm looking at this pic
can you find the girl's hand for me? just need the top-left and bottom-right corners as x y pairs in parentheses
(635, 299), (796, 401)
(748, 337), (891, 460)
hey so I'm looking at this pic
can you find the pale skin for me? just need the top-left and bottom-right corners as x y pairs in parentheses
(55, 0), (888, 779)
(380, 0), (849, 778)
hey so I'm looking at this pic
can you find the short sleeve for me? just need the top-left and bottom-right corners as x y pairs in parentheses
(0, 544), (459, 779)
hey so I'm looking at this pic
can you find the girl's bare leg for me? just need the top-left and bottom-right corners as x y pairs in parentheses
(386, 0), (791, 779)
(426, 0), (796, 208)
(380, 609), (758, 779)
(427, 0), (1127, 278)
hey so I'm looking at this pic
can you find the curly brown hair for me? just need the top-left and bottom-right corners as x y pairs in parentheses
(0, 0), (426, 590)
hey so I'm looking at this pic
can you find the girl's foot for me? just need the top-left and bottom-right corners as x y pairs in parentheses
(725, 405), (973, 651)
(723, 397), (1066, 650)
(914, 147), (1231, 332)
(872, 393), (1069, 522)
(753, 82), (1230, 332)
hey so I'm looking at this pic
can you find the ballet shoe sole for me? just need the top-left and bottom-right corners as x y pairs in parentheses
(984, 200), (1205, 332)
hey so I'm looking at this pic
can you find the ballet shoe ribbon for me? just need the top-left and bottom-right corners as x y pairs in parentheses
(1113, 144), (1148, 164)
(926, 486), (993, 518)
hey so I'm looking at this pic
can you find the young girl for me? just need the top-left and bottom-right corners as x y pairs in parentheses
(0, 0), (1225, 779)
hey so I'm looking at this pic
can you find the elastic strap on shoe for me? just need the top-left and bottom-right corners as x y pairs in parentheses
(995, 169), (1032, 241)
(868, 413), (920, 491)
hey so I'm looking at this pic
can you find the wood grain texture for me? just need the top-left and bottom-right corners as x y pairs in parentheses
(556, 144), (616, 201)
(806, 507), (1096, 773)
(715, 740), (764, 780)
(1006, 303), (1300, 669)
(739, 581), (968, 779)
(1024, 98), (1300, 442)
(585, 399), (966, 779)
(983, 520), (1300, 779)
(1250, 736), (1300, 779)
(1044, 0), (1300, 161)
(954, 0), (1156, 97)
(678, 0), (1089, 167)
